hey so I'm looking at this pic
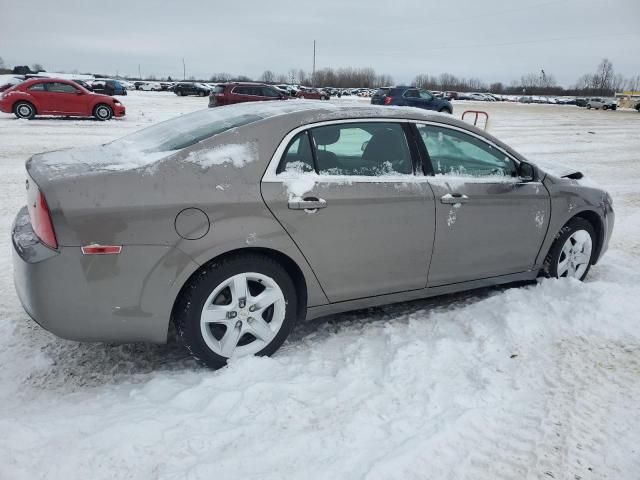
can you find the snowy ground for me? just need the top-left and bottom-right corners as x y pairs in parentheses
(1, 92), (639, 479)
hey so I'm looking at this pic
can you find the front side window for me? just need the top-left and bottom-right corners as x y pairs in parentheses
(417, 124), (517, 177)
(46, 82), (78, 94)
(261, 87), (281, 98)
(419, 90), (433, 100)
(28, 83), (45, 91)
(310, 122), (412, 176)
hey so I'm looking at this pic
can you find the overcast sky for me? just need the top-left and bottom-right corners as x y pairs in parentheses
(2, 0), (639, 86)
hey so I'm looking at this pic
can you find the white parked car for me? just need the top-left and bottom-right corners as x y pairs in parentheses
(586, 97), (617, 110)
(139, 82), (163, 91)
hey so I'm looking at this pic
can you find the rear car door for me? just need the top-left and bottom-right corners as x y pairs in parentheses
(415, 123), (551, 286)
(402, 88), (421, 107)
(262, 120), (436, 302)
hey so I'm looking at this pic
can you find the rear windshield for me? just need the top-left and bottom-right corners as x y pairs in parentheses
(375, 88), (390, 96)
(213, 85), (225, 94)
(110, 109), (264, 153)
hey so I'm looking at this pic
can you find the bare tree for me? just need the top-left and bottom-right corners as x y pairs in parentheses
(260, 70), (275, 83)
(594, 58), (614, 95)
(31, 63), (44, 72)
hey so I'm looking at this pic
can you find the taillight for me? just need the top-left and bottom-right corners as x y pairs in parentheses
(384, 96), (393, 105)
(28, 190), (58, 249)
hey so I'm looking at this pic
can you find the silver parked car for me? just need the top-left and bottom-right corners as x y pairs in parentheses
(12, 102), (614, 368)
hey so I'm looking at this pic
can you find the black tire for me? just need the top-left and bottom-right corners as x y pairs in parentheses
(199, 91), (206, 97)
(14, 101), (36, 119)
(586, 104), (592, 109)
(544, 217), (596, 281)
(603, 105), (608, 110)
(93, 104), (113, 121)
(438, 107), (452, 114)
(174, 253), (299, 369)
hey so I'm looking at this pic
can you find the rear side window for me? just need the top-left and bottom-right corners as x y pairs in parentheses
(417, 124), (517, 177)
(375, 88), (390, 96)
(277, 132), (314, 174)
(310, 122), (412, 176)
(28, 83), (46, 91)
(233, 86), (250, 95)
(403, 89), (419, 98)
(47, 82), (78, 93)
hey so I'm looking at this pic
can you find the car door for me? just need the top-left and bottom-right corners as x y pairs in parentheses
(415, 123), (551, 286)
(261, 120), (436, 302)
(44, 82), (86, 114)
(401, 88), (421, 107)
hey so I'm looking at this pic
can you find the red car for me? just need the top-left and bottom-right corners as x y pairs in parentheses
(0, 78), (125, 120)
(295, 87), (330, 100)
(209, 82), (287, 107)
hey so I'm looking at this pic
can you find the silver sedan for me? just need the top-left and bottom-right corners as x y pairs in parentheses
(12, 102), (614, 368)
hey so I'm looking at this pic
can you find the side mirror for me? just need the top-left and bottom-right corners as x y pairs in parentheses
(519, 162), (535, 182)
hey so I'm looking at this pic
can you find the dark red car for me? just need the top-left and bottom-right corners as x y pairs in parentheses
(209, 82), (287, 107)
(0, 78), (126, 120)
(295, 87), (330, 100)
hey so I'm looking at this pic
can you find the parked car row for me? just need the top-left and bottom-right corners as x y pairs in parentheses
(371, 86), (453, 113)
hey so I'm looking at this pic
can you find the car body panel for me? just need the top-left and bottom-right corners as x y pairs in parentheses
(13, 102), (614, 344)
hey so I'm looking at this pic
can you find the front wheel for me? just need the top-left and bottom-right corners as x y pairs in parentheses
(438, 107), (452, 114)
(93, 104), (113, 121)
(603, 105), (608, 110)
(586, 104), (592, 109)
(544, 218), (595, 281)
(174, 254), (299, 369)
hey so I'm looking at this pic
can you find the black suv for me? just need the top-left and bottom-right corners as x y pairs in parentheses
(371, 86), (452, 113)
(174, 82), (211, 97)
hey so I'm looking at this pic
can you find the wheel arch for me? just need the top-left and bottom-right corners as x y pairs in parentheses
(572, 210), (605, 264)
(13, 99), (37, 115)
(169, 246), (309, 336)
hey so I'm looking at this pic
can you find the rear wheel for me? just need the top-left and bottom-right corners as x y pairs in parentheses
(93, 104), (113, 121)
(14, 101), (35, 119)
(438, 107), (452, 114)
(544, 218), (595, 281)
(603, 105), (609, 110)
(174, 254), (299, 369)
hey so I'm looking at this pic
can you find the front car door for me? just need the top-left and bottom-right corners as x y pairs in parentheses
(44, 82), (86, 115)
(415, 123), (551, 286)
(262, 120), (436, 302)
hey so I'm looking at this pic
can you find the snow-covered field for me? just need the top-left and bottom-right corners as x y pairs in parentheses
(1, 92), (639, 479)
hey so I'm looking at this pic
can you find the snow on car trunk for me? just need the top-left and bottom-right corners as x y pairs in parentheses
(1, 95), (640, 479)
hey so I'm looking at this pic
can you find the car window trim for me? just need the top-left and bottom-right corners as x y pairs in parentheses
(263, 118), (423, 184)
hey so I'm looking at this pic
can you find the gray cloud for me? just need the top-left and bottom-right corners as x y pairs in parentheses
(1, 0), (639, 85)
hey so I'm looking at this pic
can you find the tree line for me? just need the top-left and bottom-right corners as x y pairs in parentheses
(3, 56), (638, 96)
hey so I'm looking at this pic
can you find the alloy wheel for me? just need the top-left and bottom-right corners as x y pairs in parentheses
(557, 229), (592, 279)
(199, 272), (286, 358)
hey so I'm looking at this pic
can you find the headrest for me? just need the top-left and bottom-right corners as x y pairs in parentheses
(313, 126), (340, 146)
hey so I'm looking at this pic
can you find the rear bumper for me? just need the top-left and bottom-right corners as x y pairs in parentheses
(12, 207), (197, 343)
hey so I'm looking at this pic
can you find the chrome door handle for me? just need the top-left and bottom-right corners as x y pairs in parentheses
(440, 193), (469, 204)
(288, 198), (327, 211)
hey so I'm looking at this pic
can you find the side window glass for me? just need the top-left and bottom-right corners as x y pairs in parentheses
(277, 132), (314, 174)
(47, 82), (78, 94)
(419, 90), (433, 100)
(417, 124), (517, 177)
(404, 89), (419, 98)
(311, 122), (412, 176)
(28, 83), (45, 91)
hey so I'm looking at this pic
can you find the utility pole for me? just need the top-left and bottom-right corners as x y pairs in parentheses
(182, 58), (186, 81)
(312, 40), (316, 87)
(138, 64), (141, 80)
